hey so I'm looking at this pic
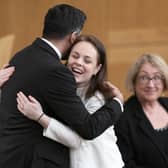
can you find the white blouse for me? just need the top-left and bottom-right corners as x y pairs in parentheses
(43, 87), (124, 168)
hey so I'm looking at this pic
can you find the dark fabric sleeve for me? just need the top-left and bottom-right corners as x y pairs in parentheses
(114, 114), (149, 168)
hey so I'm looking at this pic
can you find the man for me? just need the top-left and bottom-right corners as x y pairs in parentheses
(0, 4), (122, 168)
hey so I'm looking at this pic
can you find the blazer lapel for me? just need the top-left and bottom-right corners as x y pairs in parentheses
(135, 98), (168, 166)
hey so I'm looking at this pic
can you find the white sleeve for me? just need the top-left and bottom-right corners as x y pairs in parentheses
(43, 118), (81, 149)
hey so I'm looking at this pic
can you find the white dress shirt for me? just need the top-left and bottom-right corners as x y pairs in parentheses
(41, 38), (62, 59)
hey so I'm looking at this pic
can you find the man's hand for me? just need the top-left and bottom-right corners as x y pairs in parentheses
(103, 81), (124, 104)
(0, 64), (15, 87)
(16, 91), (44, 121)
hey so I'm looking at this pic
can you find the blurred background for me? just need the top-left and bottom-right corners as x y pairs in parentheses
(1, 0), (168, 99)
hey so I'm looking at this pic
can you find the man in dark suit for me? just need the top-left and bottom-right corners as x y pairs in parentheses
(0, 4), (122, 168)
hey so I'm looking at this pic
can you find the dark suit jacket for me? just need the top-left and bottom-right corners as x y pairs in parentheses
(115, 95), (168, 168)
(0, 38), (122, 168)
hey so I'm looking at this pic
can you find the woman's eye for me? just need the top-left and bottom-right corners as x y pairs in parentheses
(72, 54), (79, 59)
(84, 59), (92, 64)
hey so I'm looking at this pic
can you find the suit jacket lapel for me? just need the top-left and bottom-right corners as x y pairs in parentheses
(134, 97), (168, 166)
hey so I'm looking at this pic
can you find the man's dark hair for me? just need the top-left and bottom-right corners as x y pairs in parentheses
(42, 4), (87, 39)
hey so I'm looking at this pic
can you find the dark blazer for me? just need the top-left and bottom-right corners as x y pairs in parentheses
(115, 95), (168, 168)
(0, 38), (122, 168)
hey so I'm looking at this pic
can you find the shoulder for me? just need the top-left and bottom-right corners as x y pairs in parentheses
(47, 62), (74, 80)
(124, 95), (137, 106)
(41, 62), (76, 94)
(159, 97), (168, 110)
(117, 95), (137, 121)
(89, 91), (105, 104)
(124, 95), (140, 112)
(159, 96), (168, 102)
(84, 91), (105, 113)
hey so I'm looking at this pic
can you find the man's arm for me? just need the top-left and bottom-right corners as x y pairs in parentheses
(17, 92), (81, 148)
(43, 66), (123, 139)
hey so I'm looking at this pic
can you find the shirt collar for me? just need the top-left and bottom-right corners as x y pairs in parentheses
(41, 37), (62, 59)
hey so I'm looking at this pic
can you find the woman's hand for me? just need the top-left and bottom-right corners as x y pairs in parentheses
(104, 81), (124, 104)
(0, 64), (15, 87)
(16, 91), (44, 121)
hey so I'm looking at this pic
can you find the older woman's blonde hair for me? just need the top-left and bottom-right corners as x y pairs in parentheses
(126, 53), (168, 92)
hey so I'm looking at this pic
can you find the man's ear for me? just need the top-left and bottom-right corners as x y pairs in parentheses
(70, 32), (78, 44)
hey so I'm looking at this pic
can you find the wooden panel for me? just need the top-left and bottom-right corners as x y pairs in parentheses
(105, 0), (168, 29)
(108, 45), (168, 63)
(108, 28), (168, 46)
(107, 63), (132, 100)
(0, 34), (15, 67)
(1, 0), (168, 98)
(107, 28), (168, 98)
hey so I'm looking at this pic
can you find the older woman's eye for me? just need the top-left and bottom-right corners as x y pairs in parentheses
(139, 76), (148, 81)
(137, 74), (163, 85)
(137, 75), (149, 84)
(153, 75), (162, 80)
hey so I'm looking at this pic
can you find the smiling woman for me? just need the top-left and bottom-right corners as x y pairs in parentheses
(67, 41), (102, 88)
(115, 53), (168, 168)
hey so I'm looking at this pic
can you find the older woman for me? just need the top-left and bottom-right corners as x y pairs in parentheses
(115, 53), (168, 168)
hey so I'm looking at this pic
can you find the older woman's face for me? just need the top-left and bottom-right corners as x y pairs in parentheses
(135, 62), (164, 103)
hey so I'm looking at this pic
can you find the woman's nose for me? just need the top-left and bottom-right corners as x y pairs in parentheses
(147, 79), (155, 87)
(75, 59), (83, 66)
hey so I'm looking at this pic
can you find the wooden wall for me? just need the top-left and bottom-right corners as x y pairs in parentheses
(1, 0), (168, 98)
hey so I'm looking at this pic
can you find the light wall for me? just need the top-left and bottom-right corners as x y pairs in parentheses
(1, 0), (168, 98)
